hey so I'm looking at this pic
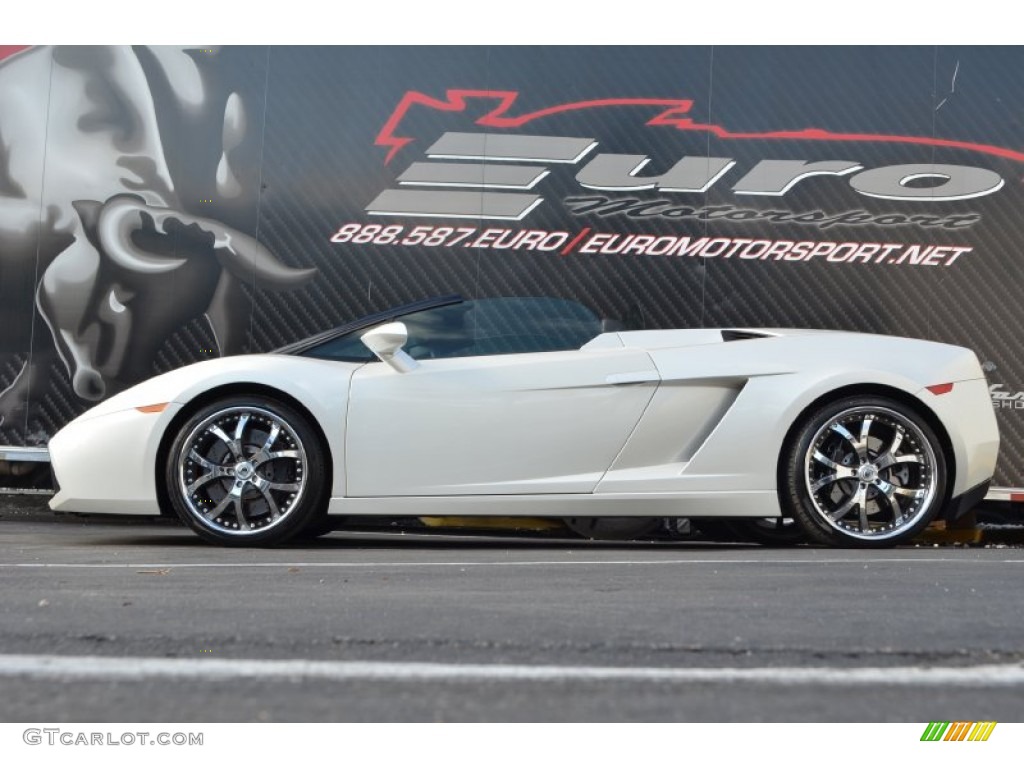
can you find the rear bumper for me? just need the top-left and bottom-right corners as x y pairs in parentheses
(918, 378), (999, 497)
(943, 479), (990, 521)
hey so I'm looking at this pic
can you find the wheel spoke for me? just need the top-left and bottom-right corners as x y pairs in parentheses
(189, 449), (225, 472)
(233, 496), (248, 530)
(827, 484), (869, 528)
(883, 429), (904, 457)
(858, 418), (873, 461)
(252, 427), (288, 466)
(810, 450), (856, 493)
(266, 449), (299, 461)
(811, 473), (844, 492)
(202, 494), (233, 521)
(209, 425), (241, 460)
(186, 469), (229, 495)
(259, 487), (282, 520)
(262, 423), (280, 452)
(829, 423), (859, 455)
(872, 479), (905, 525)
(246, 475), (284, 524)
(812, 450), (852, 473)
(894, 486), (926, 500)
(875, 452), (922, 471)
(234, 412), (250, 443)
(267, 481), (301, 492)
(874, 428), (922, 470)
(828, 488), (860, 521)
(857, 485), (870, 531)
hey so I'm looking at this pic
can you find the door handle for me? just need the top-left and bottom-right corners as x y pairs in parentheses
(605, 371), (659, 385)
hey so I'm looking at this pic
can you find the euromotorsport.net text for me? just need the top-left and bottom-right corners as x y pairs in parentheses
(331, 223), (970, 267)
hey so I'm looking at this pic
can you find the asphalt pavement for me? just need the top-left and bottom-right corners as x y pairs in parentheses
(1, 499), (1022, 722)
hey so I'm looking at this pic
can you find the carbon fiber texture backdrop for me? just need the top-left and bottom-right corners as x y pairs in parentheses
(0, 46), (1021, 486)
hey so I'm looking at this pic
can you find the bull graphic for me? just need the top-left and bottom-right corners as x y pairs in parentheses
(0, 46), (315, 438)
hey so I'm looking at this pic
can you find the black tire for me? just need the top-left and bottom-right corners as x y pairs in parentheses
(782, 395), (947, 548)
(165, 395), (329, 546)
(563, 517), (661, 541)
(290, 517), (340, 542)
(731, 518), (808, 547)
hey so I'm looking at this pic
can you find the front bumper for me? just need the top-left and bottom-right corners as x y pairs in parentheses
(48, 404), (182, 515)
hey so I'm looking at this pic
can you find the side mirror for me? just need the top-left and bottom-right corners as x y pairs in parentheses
(360, 322), (420, 373)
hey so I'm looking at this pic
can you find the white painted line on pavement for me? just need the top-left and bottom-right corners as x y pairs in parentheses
(0, 557), (1022, 569)
(0, 654), (1021, 686)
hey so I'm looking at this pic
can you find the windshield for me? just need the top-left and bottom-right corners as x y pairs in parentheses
(302, 296), (604, 362)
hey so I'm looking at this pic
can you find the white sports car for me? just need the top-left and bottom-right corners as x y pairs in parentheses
(48, 295), (999, 548)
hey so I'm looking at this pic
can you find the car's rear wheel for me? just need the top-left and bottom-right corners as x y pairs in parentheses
(782, 396), (946, 548)
(731, 517), (807, 546)
(165, 396), (328, 546)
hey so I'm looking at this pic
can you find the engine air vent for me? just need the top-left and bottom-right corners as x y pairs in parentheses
(721, 329), (773, 342)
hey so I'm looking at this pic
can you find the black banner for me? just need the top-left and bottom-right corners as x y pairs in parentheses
(1, 45), (1021, 486)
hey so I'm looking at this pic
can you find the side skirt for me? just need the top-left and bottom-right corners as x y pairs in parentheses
(328, 491), (779, 519)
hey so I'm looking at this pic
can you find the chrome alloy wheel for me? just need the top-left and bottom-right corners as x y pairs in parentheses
(176, 406), (308, 537)
(803, 406), (938, 541)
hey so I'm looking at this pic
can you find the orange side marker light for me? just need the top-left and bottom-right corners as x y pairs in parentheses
(135, 403), (169, 413)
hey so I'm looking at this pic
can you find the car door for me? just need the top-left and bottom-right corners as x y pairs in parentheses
(345, 343), (659, 497)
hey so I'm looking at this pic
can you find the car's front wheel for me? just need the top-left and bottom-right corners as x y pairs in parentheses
(165, 396), (328, 546)
(782, 396), (947, 548)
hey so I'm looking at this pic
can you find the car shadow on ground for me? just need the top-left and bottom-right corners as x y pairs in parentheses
(85, 531), (762, 551)
(0, 505), (768, 550)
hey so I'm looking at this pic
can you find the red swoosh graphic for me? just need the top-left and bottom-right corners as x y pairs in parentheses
(376, 89), (1024, 165)
(376, 90), (693, 164)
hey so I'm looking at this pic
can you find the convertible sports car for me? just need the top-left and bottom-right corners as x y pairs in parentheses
(48, 295), (999, 548)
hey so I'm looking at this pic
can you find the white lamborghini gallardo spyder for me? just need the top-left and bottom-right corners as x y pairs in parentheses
(48, 295), (999, 548)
